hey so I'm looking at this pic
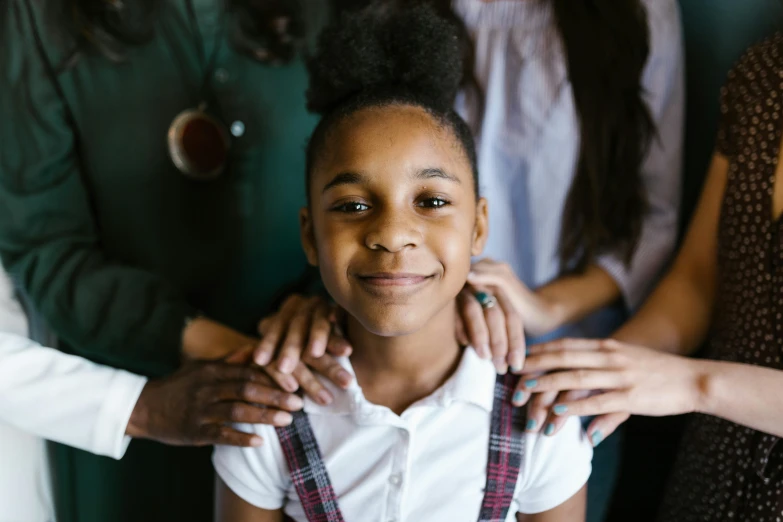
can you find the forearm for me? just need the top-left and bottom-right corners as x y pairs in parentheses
(611, 265), (712, 355)
(695, 359), (783, 438)
(536, 265), (621, 330)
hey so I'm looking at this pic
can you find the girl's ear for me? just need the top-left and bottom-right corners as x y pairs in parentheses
(300, 207), (319, 266)
(471, 197), (489, 256)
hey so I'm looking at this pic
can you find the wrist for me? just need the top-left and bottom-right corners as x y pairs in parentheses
(688, 359), (719, 415)
(125, 382), (154, 439)
(533, 290), (567, 334)
(182, 317), (253, 360)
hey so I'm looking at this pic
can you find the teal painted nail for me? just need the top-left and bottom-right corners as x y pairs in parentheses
(512, 391), (525, 403)
(526, 419), (538, 431)
(553, 404), (568, 415)
(525, 348), (531, 356)
(524, 379), (538, 389)
(591, 431), (604, 447)
(544, 423), (555, 436)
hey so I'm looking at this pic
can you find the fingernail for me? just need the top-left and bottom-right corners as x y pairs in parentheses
(310, 340), (326, 357)
(281, 376), (299, 392)
(495, 361), (508, 375)
(524, 379), (538, 389)
(317, 389), (333, 405)
(285, 395), (304, 410)
(526, 419), (538, 431)
(591, 431), (604, 447)
(278, 357), (296, 374)
(553, 404), (568, 416)
(274, 412), (293, 425)
(254, 349), (271, 366)
(480, 345), (491, 359)
(508, 353), (524, 373)
(544, 423), (555, 436)
(250, 436), (264, 447)
(338, 370), (353, 386)
(512, 390), (525, 404)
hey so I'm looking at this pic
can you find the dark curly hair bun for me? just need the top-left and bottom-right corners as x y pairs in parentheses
(306, 2), (464, 116)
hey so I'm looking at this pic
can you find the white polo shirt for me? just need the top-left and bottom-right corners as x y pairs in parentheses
(213, 349), (592, 521)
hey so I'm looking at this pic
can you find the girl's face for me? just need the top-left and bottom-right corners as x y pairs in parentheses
(301, 104), (488, 337)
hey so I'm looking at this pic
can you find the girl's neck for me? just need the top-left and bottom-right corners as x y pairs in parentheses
(346, 302), (463, 415)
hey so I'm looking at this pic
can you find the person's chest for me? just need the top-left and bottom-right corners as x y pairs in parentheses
(282, 406), (521, 522)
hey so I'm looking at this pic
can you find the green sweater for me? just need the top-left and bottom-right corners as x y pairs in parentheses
(0, 1), (323, 520)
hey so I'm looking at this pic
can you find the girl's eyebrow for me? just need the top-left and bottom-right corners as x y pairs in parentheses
(415, 167), (461, 184)
(322, 171), (365, 193)
(322, 167), (461, 194)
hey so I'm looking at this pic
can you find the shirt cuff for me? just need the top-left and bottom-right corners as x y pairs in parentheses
(92, 370), (148, 459)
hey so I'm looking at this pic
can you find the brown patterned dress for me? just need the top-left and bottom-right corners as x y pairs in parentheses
(657, 34), (783, 521)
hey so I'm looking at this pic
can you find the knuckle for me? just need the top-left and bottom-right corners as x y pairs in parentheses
(574, 369), (589, 385)
(218, 426), (234, 440)
(229, 403), (246, 421)
(601, 339), (618, 351)
(238, 382), (256, 400)
(269, 391), (284, 408)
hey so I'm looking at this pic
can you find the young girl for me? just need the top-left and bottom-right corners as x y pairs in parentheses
(214, 5), (592, 521)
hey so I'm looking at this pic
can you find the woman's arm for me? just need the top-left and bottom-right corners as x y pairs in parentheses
(518, 151), (729, 436)
(517, 485), (586, 522)
(610, 151), (727, 353)
(215, 478), (283, 522)
(521, 339), (783, 440)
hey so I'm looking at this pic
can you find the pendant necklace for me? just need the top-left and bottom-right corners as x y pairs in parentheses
(167, 0), (230, 181)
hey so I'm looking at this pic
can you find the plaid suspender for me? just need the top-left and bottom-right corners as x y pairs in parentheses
(478, 373), (526, 522)
(276, 413), (345, 522)
(277, 373), (525, 522)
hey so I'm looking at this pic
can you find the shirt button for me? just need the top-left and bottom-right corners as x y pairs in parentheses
(389, 473), (402, 486)
(214, 68), (230, 83)
(230, 121), (245, 137)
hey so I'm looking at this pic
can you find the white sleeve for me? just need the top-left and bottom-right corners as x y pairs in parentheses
(0, 333), (147, 459)
(516, 417), (593, 514)
(212, 423), (290, 510)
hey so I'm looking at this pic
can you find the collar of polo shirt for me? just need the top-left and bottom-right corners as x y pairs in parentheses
(303, 348), (497, 420)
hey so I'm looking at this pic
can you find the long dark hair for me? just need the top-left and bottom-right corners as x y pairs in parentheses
(552, 0), (654, 271)
(57, 0), (308, 65)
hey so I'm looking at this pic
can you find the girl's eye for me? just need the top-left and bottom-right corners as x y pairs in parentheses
(333, 201), (370, 213)
(419, 197), (450, 209)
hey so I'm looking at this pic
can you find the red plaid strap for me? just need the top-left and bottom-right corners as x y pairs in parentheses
(276, 413), (346, 522)
(477, 373), (526, 522)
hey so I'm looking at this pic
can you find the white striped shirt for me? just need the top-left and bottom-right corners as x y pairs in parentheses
(455, 0), (684, 340)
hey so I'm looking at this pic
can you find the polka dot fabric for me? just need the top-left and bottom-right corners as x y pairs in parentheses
(657, 34), (783, 522)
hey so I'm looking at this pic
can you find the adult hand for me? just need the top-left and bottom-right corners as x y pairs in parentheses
(515, 338), (702, 444)
(253, 294), (352, 374)
(456, 282), (525, 375)
(467, 259), (561, 338)
(126, 360), (304, 447)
